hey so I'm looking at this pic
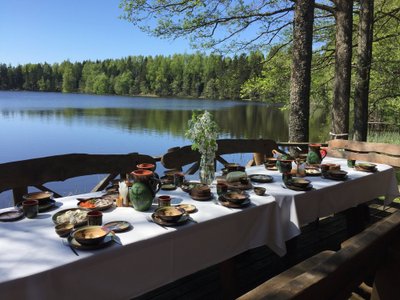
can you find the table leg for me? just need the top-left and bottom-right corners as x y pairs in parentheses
(219, 257), (237, 299)
(344, 204), (370, 237)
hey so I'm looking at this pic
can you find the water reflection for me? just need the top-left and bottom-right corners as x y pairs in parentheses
(0, 92), (291, 140)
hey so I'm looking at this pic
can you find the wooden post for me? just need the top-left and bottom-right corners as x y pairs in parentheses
(13, 187), (28, 205)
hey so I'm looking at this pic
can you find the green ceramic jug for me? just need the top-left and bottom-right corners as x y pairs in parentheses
(306, 144), (327, 165)
(129, 182), (154, 211)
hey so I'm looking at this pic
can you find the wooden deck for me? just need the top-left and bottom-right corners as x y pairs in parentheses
(135, 199), (400, 300)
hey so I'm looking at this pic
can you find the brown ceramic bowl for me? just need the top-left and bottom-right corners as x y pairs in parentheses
(356, 163), (377, 171)
(72, 226), (111, 245)
(55, 223), (74, 238)
(190, 185), (211, 197)
(253, 187), (266, 196)
(23, 191), (53, 203)
(327, 170), (348, 179)
(320, 164), (340, 172)
(222, 191), (248, 205)
(290, 178), (311, 188)
(155, 206), (185, 222)
(136, 163), (156, 171)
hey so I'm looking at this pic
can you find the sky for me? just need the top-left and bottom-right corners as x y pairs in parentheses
(0, 0), (194, 66)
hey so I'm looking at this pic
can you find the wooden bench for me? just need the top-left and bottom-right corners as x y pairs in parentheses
(237, 211), (400, 300)
(0, 153), (156, 204)
(161, 138), (278, 174)
(327, 139), (400, 168)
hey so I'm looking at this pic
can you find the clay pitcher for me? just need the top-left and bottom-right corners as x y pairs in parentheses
(306, 144), (327, 165)
(129, 169), (161, 211)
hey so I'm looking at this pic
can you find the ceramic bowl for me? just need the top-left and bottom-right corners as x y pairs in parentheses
(155, 206), (185, 222)
(222, 191), (248, 205)
(320, 164), (340, 172)
(290, 178), (311, 188)
(72, 226), (111, 245)
(328, 170), (348, 179)
(356, 163), (376, 171)
(136, 163), (156, 171)
(55, 223), (74, 238)
(253, 187), (266, 196)
(190, 185), (211, 197)
(23, 191), (53, 203)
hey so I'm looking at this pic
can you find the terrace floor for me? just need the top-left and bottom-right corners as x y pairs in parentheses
(135, 199), (400, 300)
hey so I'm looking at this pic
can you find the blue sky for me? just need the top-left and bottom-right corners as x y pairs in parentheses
(0, 0), (194, 66)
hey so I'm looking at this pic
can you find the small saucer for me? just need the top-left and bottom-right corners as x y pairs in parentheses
(266, 166), (278, 171)
(218, 196), (251, 208)
(151, 213), (189, 226)
(190, 193), (214, 201)
(282, 183), (314, 191)
(355, 166), (377, 173)
(161, 184), (177, 191)
(249, 174), (273, 183)
(68, 233), (114, 250)
(0, 209), (24, 222)
(103, 221), (132, 233)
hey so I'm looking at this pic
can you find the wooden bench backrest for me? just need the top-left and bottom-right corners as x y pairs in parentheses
(327, 139), (400, 167)
(161, 139), (278, 172)
(238, 211), (400, 300)
(0, 153), (155, 203)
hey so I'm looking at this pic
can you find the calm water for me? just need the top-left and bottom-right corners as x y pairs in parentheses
(0, 91), (330, 207)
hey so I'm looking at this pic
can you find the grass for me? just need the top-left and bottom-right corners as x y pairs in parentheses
(367, 130), (400, 144)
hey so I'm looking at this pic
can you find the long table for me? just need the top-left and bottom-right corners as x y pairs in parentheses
(0, 158), (398, 299)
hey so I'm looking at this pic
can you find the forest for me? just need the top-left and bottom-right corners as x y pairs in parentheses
(0, 0), (399, 128)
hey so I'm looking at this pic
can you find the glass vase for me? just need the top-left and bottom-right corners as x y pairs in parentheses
(199, 155), (215, 185)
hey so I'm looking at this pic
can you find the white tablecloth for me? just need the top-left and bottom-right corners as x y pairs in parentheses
(0, 158), (398, 299)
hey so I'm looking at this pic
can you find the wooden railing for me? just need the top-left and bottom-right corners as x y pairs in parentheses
(238, 211), (400, 300)
(0, 153), (156, 204)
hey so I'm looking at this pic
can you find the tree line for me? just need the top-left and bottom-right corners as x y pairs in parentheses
(0, 52), (265, 100)
(119, 0), (400, 143)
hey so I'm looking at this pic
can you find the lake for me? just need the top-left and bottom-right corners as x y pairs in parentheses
(0, 91), (330, 207)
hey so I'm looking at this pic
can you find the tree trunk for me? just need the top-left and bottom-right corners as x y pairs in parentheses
(353, 0), (374, 141)
(331, 0), (353, 140)
(289, 0), (315, 143)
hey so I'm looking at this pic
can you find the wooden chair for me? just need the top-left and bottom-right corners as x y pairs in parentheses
(327, 139), (400, 167)
(161, 139), (278, 174)
(0, 152), (156, 204)
(237, 211), (400, 300)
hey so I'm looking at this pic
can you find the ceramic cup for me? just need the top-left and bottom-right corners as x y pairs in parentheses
(239, 176), (250, 185)
(22, 199), (39, 218)
(347, 159), (356, 168)
(87, 210), (103, 226)
(216, 182), (228, 196)
(157, 195), (171, 208)
(174, 172), (185, 187)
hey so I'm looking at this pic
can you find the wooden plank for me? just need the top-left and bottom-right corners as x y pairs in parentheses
(328, 139), (400, 157)
(12, 186), (27, 205)
(91, 173), (118, 192)
(328, 140), (400, 167)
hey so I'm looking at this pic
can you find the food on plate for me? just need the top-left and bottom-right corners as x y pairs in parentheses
(56, 209), (88, 225)
(78, 198), (112, 209)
